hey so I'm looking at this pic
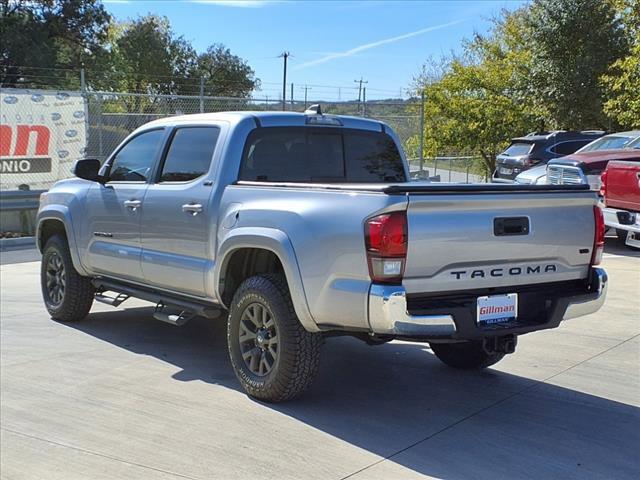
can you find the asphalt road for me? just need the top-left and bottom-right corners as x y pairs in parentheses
(1, 242), (639, 480)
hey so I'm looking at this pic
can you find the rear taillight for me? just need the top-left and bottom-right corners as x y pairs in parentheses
(365, 211), (407, 284)
(591, 205), (605, 266)
(599, 169), (608, 200)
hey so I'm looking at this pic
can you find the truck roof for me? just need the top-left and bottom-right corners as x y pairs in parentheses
(143, 110), (386, 132)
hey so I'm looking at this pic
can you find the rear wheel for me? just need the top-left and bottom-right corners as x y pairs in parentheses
(616, 228), (628, 244)
(227, 274), (323, 402)
(430, 341), (505, 370)
(40, 234), (94, 321)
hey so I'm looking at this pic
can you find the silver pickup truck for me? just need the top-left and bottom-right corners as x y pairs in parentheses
(37, 108), (608, 402)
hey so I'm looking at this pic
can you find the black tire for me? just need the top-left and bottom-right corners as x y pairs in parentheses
(41, 234), (94, 322)
(616, 229), (628, 244)
(227, 274), (322, 402)
(430, 341), (505, 370)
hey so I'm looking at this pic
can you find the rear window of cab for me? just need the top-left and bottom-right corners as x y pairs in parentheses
(239, 127), (406, 183)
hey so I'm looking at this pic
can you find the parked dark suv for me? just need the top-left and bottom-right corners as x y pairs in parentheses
(492, 130), (605, 182)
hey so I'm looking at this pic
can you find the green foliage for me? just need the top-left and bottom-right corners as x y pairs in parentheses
(415, 0), (638, 169)
(415, 10), (540, 173)
(188, 44), (259, 98)
(601, 0), (640, 128)
(601, 43), (640, 128)
(0, 3), (259, 100)
(0, 0), (111, 87)
(97, 15), (196, 98)
(525, 0), (628, 129)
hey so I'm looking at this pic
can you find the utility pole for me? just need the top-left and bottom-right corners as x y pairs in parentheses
(419, 90), (425, 173)
(362, 87), (367, 117)
(301, 85), (311, 109)
(279, 51), (290, 111)
(290, 82), (294, 110)
(354, 77), (368, 102)
(199, 76), (205, 113)
(80, 66), (86, 96)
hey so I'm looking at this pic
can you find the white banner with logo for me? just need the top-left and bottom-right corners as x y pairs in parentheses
(0, 88), (87, 191)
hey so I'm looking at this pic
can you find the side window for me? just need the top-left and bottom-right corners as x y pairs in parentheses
(108, 129), (164, 182)
(160, 127), (220, 182)
(550, 140), (589, 155)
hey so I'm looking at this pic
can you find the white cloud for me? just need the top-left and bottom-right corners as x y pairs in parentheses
(293, 19), (466, 70)
(190, 0), (280, 7)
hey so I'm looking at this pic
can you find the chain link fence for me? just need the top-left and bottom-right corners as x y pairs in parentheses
(1, 86), (488, 235)
(84, 92), (425, 162)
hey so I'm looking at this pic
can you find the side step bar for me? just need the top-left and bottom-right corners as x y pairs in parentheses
(95, 292), (130, 307)
(92, 278), (223, 325)
(153, 302), (194, 326)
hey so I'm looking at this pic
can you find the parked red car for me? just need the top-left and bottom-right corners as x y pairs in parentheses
(601, 160), (640, 249)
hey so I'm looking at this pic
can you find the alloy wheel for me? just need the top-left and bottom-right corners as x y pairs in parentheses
(238, 302), (279, 376)
(45, 252), (65, 306)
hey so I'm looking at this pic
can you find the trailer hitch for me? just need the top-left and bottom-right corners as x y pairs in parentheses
(483, 334), (518, 355)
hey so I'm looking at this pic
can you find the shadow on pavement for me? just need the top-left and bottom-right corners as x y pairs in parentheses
(67, 306), (640, 479)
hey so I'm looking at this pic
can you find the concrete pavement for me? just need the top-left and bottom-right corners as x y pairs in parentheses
(1, 242), (639, 479)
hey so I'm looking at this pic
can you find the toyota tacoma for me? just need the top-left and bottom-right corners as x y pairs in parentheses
(37, 108), (608, 402)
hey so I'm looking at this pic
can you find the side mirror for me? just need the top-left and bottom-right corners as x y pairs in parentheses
(73, 158), (102, 182)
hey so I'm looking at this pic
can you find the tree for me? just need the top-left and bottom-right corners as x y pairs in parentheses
(414, 10), (541, 174)
(601, 0), (640, 128)
(525, 0), (629, 129)
(104, 15), (196, 95)
(93, 17), (259, 110)
(0, 0), (111, 88)
(188, 44), (259, 98)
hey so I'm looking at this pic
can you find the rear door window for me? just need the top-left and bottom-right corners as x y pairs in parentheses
(159, 127), (220, 182)
(549, 140), (590, 155)
(239, 127), (406, 183)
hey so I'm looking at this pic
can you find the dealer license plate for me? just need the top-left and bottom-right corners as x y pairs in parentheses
(477, 293), (518, 326)
(499, 167), (513, 175)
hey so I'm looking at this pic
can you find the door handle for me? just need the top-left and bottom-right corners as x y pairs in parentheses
(182, 203), (203, 215)
(123, 199), (142, 211)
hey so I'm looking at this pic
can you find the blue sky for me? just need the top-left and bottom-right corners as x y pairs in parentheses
(103, 0), (527, 100)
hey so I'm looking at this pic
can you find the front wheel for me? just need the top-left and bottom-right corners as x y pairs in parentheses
(227, 274), (323, 402)
(430, 341), (505, 370)
(40, 234), (94, 321)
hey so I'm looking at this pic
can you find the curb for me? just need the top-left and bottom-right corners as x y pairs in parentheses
(0, 236), (36, 252)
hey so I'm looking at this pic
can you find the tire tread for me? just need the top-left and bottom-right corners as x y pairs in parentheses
(228, 274), (322, 402)
(41, 234), (94, 322)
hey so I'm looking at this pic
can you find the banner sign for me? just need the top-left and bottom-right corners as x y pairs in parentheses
(0, 89), (87, 191)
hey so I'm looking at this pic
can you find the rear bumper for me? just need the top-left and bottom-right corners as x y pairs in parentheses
(368, 268), (607, 341)
(603, 207), (640, 233)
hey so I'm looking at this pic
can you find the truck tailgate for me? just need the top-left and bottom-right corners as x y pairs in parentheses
(605, 161), (640, 211)
(401, 188), (598, 294)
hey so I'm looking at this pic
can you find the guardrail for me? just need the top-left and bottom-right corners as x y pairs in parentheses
(0, 190), (44, 239)
(0, 190), (45, 212)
